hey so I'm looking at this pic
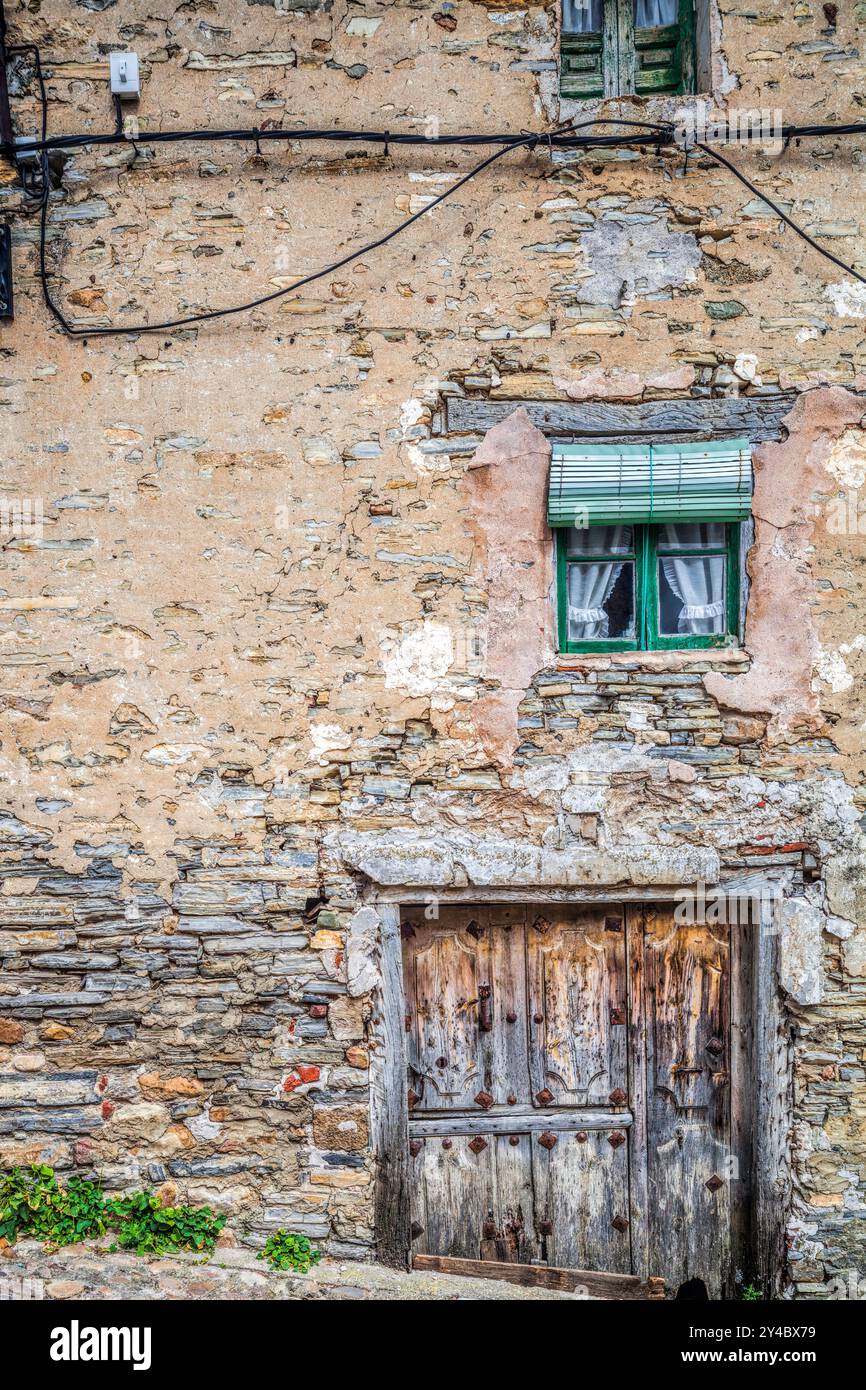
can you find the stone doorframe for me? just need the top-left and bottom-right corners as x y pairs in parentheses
(355, 879), (792, 1295)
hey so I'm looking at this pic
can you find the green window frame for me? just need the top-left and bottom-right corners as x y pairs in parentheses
(556, 522), (741, 653)
(560, 0), (696, 100)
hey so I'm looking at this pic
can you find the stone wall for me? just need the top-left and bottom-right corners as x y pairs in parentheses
(0, 0), (864, 1296)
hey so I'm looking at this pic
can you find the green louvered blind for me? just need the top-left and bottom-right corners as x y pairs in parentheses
(548, 438), (753, 527)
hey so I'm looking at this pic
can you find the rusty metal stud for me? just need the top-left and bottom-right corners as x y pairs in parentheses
(466, 919), (483, 939)
(535, 1087), (554, 1105)
(509, 1135), (520, 1146)
(468, 1136), (487, 1155)
(442, 1138), (452, 1149)
(705, 1037), (724, 1057)
(435, 1056), (447, 1069)
(409, 1138), (423, 1157)
(533, 1013), (544, 1025)
(608, 1131), (626, 1149)
(407, 1088), (421, 1108)
(609, 1005), (626, 1026)
(538, 1131), (558, 1150)
(538, 1220), (553, 1237)
(506, 1011), (517, 1024)
(706, 1174), (724, 1193)
(506, 1092), (517, 1106)
(531, 915), (551, 934)
(609, 1087), (627, 1106)
(612, 1215), (629, 1233)
(410, 1221), (424, 1240)
(604, 916), (623, 933)
(474, 1089), (495, 1110)
(575, 1131), (588, 1143)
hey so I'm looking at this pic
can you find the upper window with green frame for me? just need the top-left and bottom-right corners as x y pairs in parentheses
(549, 438), (752, 653)
(561, 0), (697, 100)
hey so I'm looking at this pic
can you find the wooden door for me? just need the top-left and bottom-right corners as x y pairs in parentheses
(403, 902), (740, 1296)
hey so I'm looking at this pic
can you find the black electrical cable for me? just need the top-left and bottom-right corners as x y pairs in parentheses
(694, 138), (866, 288)
(39, 121), (578, 337)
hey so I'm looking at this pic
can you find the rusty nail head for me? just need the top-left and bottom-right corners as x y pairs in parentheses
(609, 1087), (627, 1105)
(706, 1174), (724, 1192)
(706, 1037), (724, 1056)
(466, 920), (483, 939)
(575, 1131), (588, 1143)
(612, 1215), (629, 1233)
(468, 1136), (487, 1154)
(535, 1088), (554, 1105)
(435, 1056), (447, 1069)
(509, 1135), (520, 1146)
(409, 1138), (423, 1157)
(538, 1131), (557, 1150)
(474, 1090), (495, 1110)
(605, 916), (622, 933)
(506, 1011), (517, 1024)
(407, 1089), (421, 1108)
(442, 1138), (452, 1149)
(608, 1131), (626, 1149)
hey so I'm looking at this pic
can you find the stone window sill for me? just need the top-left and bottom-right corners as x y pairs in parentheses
(555, 648), (750, 674)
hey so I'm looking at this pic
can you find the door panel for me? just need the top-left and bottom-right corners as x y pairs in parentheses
(403, 905), (529, 1112)
(411, 1132), (538, 1263)
(638, 905), (732, 1297)
(527, 907), (627, 1108)
(531, 1126), (632, 1273)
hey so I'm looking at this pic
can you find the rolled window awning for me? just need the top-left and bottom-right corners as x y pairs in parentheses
(548, 438), (753, 527)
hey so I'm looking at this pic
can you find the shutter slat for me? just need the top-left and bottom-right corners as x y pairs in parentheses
(548, 439), (753, 527)
(560, 31), (604, 99)
(633, 22), (680, 95)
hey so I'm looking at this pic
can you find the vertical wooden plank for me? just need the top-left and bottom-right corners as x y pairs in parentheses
(370, 901), (410, 1269)
(752, 908), (791, 1299)
(730, 902), (755, 1294)
(642, 905), (732, 1298)
(532, 1128), (632, 1273)
(602, 0), (620, 97)
(527, 905), (627, 1107)
(626, 903), (650, 1280)
(616, 0), (636, 95)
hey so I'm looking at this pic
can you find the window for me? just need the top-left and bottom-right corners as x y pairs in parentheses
(561, 0), (696, 99)
(548, 439), (752, 653)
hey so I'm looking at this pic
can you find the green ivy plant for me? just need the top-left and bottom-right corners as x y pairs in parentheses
(258, 1229), (321, 1274)
(0, 1165), (225, 1256)
(741, 1283), (763, 1301)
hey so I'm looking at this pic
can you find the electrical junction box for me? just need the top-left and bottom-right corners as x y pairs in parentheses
(109, 52), (140, 99)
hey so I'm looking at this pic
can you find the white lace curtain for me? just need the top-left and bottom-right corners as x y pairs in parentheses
(660, 524), (726, 635)
(567, 525), (628, 640)
(562, 1), (677, 30)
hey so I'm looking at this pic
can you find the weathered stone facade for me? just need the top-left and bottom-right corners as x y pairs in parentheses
(0, 1), (865, 1298)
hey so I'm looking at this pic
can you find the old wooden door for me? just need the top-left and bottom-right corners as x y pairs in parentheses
(403, 903), (739, 1297)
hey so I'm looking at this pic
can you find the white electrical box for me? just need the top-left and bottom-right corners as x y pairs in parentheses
(109, 52), (140, 99)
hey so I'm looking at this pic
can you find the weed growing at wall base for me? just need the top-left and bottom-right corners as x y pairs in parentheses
(0, 1165), (225, 1256)
(258, 1229), (321, 1273)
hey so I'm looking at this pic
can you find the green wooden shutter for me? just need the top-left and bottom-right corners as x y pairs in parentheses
(560, 30), (605, 99)
(548, 438), (753, 527)
(633, 1), (695, 96)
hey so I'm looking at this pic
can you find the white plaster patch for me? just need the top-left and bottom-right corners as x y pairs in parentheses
(733, 352), (762, 387)
(780, 896), (825, 1004)
(380, 621), (454, 697)
(824, 429), (866, 490)
(346, 905), (382, 997)
(823, 280), (866, 318)
(345, 17), (382, 36)
(399, 398), (427, 437)
(142, 744), (208, 766)
(812, 636), (866, 694)
(309, 723), (351, 765)
(188, 1108), (222, 1142)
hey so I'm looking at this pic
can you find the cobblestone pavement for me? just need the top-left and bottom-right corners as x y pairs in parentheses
(0, 1240), (581, 1300)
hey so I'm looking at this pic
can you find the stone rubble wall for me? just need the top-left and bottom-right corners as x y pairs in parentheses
(0, 1), (864, 1296)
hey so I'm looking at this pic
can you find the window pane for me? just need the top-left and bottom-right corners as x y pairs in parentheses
(633, 0), (678, 27)
(568, 560), (635, 641)
(563, 0), (603, 32)
(565, 524), (634, 557)
(658, 555), (726, 636)
(657, 522), (727, 552)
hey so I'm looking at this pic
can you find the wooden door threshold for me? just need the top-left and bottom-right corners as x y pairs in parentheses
(413, 1254), (665, 1300)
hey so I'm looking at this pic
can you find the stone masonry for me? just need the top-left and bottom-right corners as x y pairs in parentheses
(0, 1), (865, 1298)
